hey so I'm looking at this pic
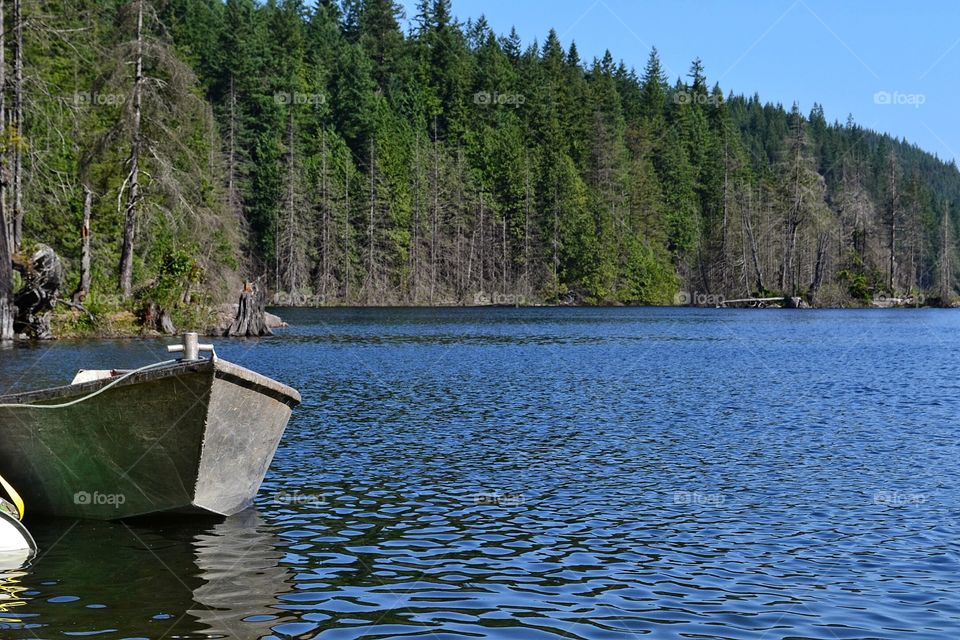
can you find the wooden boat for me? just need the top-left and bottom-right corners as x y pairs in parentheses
(0, 334), (301, 520)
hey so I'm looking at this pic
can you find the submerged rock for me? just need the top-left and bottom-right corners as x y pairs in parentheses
(264, 311), (287, 328)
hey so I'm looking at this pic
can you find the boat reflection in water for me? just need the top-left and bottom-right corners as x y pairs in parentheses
(189, 511), (298, 638)
(0, 569), (29, 627)
(3, 510), (297, 639)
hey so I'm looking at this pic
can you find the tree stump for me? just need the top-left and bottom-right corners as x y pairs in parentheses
(224, 281), (272, 337)
(13, 244), (61, 339)
(141, 301), (177, 335)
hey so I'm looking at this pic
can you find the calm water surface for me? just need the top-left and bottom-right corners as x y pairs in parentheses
(1, 307), (960, 639)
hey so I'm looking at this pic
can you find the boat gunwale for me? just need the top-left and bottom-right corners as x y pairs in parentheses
(0, 359), (214, 406)
(213, 359), (301, 407)
(0, 357), (300, 408)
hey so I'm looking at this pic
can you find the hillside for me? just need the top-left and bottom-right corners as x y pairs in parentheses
(3, 0), (960, 337)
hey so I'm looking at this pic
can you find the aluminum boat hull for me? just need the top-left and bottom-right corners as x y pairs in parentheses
(0, 358), (300, 520)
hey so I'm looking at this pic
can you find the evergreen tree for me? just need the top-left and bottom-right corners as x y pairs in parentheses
(4, 0), (960, 329)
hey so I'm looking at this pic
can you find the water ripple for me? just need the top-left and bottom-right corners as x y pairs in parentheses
(2, 308), (960, 638)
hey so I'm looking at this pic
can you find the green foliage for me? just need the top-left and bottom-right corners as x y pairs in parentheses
(618, 240), (679, 304)
(837, 262), (889, 302)
(11, 0), (960, 325)
(837, 269), (872, 302)
(152, 249), (204, 304)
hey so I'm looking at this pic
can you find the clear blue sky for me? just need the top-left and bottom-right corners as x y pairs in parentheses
(397, 0), (960, 166)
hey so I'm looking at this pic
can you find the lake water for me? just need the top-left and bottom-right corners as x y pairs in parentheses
(1, 307), (960, 639)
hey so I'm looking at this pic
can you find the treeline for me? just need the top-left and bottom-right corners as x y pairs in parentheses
(0, 0), (242, 337)
(1, 0), (958, 334)
(164, 0), (960, 305)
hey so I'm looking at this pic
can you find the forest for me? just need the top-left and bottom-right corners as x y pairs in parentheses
(2, 0), (960, 337)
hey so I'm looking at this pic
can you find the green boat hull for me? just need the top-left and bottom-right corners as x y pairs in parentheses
(0, 358), (300, 520)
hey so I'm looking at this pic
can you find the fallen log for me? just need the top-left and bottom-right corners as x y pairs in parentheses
(54, 298), (96, 325)
(720, 296), (785, 306)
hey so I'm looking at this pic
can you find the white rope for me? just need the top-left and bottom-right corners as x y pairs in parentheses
(0, 359), (181, 410)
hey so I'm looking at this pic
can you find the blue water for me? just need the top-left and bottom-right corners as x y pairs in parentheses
(1, 307), (960, 639)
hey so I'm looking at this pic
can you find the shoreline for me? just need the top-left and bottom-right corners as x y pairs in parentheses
(41, 301), (954, 341)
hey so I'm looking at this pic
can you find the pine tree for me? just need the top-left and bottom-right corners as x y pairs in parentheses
(4, 0), (960, 326)
(359, 0), (405, 94)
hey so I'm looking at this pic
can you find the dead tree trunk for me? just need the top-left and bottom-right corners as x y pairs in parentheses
(940, 201), (952, 301)
(781, 216), (800, 294)
(320, 129), (330, 301)
(342, 165), (351, 302)
(430, 116), (439, 304)
(366, 138), (376, 304)
(0, 0), (11, 341)
(742, 191), (765, 293)
(410, 129), (421, 303)
(118, 0), (144, 299)
(523, 153), (531, 299)
(0, 205), (12, 341)
(478, 191), (485, 296)
(809, 231), (828, 304)
(13, 244), (61, 339)
(73, 186), (93, 303)
(226, 74), (242, 222)
(224, 281), (272, 337)
(887, 152), (899, 294)
(11, 0), (22, 251)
